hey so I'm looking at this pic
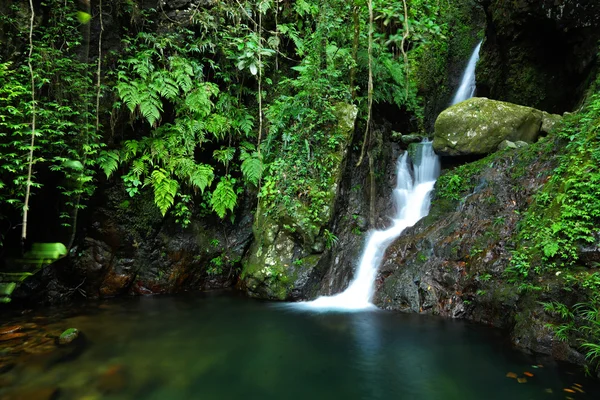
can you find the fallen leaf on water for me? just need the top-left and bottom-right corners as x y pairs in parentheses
(563, 388), (576, 393)
(506, 372), (518, 379)
(573, 383), (583, 388)
(544, 388), (553, 394)
(572, 386), (585, 393)
(517, 377), (527, 384)
(565, 397), (574, 400)
(524, 372), (534, 377)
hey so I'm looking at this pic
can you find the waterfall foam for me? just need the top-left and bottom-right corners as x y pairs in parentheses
(451, 40), (482, 106)
(295, 142), (440, 311)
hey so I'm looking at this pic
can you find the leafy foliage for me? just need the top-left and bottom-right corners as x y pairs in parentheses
(507, 73), (600, 370)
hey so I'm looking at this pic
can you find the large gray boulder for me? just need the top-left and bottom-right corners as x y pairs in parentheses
(433, 97), (560, 156)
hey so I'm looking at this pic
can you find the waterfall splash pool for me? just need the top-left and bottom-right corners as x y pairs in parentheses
(1, 292), (598, 400)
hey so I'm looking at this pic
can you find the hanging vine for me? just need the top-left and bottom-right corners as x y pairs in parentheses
(22, 0), (36, 245)
(356, 0), (373, 167)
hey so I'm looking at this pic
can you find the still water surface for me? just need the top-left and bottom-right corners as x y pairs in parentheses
(2, 292), (598, 399)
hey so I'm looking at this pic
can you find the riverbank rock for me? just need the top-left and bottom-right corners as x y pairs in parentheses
(240, 103), (357, 300)
(433, 98), (560, 156)
(374, 136), (592, 365)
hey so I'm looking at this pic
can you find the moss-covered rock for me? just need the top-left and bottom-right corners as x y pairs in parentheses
(240, 103), (357, 300)
(433, 97), (559, 156)
(58, 328), (79, 345)
(373, 135), (593, 366)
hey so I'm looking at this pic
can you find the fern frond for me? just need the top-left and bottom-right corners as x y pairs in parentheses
(123, 140), (140, 161)
(205, 114), (229, 141)
(98, 150), (120, 178)
(241, 154), (263, 186)
(189, 164), (214, 192)
(151, 168), (178, 216)
(138, 90), (162, 126)
(185, 89), (213, 117)
(132, 159), (147, 177)
(159, 76), (180, 100)
(213, 147), (235, 166)
(210, 177), (237, 219)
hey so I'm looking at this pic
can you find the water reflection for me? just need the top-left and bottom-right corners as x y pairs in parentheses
(0, 293), (598, 400)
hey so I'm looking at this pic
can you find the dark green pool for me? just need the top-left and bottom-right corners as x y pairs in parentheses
(1, 292), (598, 399)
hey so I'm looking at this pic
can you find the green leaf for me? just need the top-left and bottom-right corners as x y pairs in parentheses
(189, 164), (214, 192)
(210, 177), (237, 219)
(151, 169), (178, 216)
(241, 154), (263, 186)
(98, 151), (120, 178)
(77, 11), (92, 24)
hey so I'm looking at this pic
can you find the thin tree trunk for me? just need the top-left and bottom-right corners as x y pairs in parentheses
(350, 2), (360, 99)
(401, 0), (410, 100)
(22, 0), (36, 244)
(356, 0), (373, 167)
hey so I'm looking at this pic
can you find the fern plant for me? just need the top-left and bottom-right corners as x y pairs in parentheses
(102, 32), (247, 219)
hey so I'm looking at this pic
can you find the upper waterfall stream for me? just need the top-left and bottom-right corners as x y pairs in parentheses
(451, 40), (482, 105)
(297, 142), (440, 311)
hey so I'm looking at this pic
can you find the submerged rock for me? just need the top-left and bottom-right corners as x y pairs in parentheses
(58, 328), (79, 345)
(433, 97), (559, 156)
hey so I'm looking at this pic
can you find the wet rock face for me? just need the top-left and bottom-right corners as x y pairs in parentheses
(41, 186), (255, 302)
(433, 97), (560, 156)
(240, 103), (358, 300)
(373, 139), (589, 362)
(373, 150), (538, 323)
(477, 0), (600, 112)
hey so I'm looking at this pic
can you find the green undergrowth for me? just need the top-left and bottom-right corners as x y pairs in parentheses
(506, 75), (600, 373)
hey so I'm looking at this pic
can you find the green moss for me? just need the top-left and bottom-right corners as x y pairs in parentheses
(59, 328), (80, 345)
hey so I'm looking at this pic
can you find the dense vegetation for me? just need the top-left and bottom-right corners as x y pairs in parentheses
(0, 0), (468, 250)
(435, 73), (600, 372)
(509, 81), (600, 373)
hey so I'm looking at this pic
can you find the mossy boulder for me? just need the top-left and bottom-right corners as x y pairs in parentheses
(58, 328), (79, 345)
(433, 97), (558, 156)
(240, 103), (357, 300)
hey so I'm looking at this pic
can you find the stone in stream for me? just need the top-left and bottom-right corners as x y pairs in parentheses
(58, 328), (80, 345)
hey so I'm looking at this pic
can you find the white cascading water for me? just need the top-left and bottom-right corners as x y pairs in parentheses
(450, 40), (482, 105)
(297, 142), (440, 311)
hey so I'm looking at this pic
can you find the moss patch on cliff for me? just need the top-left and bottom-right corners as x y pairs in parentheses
(506, 76), (600, 372)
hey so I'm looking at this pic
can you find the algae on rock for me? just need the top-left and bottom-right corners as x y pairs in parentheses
(240, 103), (358, 300)
(433, 97), (561, 156)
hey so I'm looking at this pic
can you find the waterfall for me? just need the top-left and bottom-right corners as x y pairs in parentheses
(297, 142), (440, 311)
(450, 40), (482, 105)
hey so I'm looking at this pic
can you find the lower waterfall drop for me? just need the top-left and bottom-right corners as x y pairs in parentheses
(298, 142), (440, 311)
